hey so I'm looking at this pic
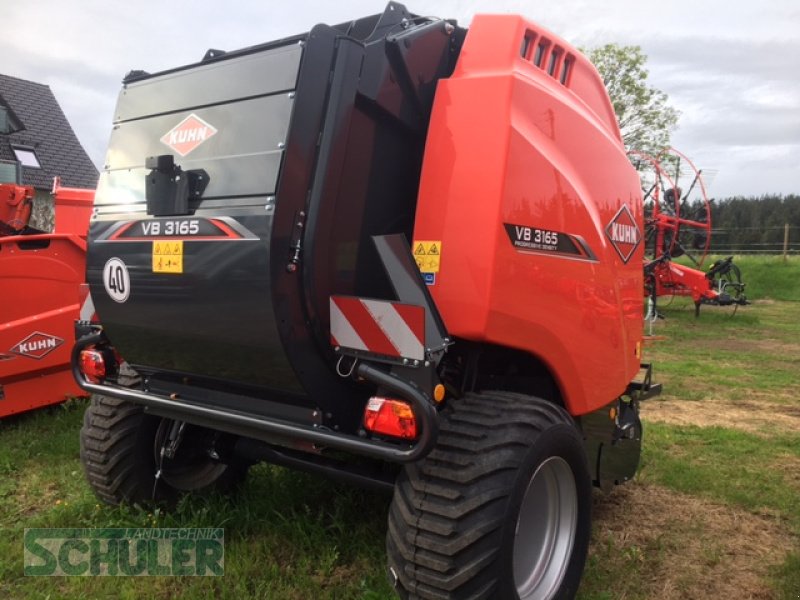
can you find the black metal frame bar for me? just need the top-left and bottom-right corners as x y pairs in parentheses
(72, 332), (439, 463)
(233, 437), (396, 493)
(626, 362), (662, 401)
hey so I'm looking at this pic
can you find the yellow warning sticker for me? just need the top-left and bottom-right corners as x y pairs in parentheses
(152, 240), (184, 274)
(413, 240), (442, 273)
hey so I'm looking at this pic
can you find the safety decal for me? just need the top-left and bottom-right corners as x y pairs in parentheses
(79, 284), (97, 322)
(10, 332), (64, 360)
(504, 224), (597, 261)
(103, 257), (131, 303)
(160, 113), (217, 157)
(413, 240), (441, 273)
(605, 205), (641, 264)
(330, 296), (425, 362)
(152, 241), (183, 274)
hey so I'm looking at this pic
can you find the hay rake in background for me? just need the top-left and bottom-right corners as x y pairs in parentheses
(632, 148), (749, 318)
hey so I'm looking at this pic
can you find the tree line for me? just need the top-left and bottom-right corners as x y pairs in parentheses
(584, 44), (797, 253)
(707, 194), (800, 253)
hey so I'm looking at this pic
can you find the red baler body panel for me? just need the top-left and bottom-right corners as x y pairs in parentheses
(0, 184), (93, 417)
(414, 15), (643, 416)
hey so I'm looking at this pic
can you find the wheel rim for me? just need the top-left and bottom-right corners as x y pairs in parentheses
(153, 420), (228, 491)
(513, 456), (578, 600)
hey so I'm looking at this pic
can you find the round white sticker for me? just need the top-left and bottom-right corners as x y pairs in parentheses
(103, 257), (131, 303)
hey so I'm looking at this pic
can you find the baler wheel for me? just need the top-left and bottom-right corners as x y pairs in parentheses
(80, 394), (246, 505)
(387, 391), (591, 599)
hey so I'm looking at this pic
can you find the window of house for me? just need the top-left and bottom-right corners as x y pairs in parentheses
(12, 146), (41, 169)
(0, 159), (21, 183)
(0, 105), (23, 134)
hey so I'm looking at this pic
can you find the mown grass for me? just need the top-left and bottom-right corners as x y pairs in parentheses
(773, 553), (800, 600)
(646, 256), (800, 404)
(642, 424), (800, 528)
(645, 300), (800, 402)
(627, 255), (800, 598)
(0, 402), (393, 599)
(1, 256), (797, 598)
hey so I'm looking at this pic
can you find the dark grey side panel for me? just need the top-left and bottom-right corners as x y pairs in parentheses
(95, 94), (292, 212)
(115, 44), (302, 122)
(88, 39), (305, 399)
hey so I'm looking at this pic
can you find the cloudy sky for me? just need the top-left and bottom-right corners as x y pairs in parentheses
(3, 0), (798, 198)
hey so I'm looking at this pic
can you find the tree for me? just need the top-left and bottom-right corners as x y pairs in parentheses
(584, 44), (679, 157)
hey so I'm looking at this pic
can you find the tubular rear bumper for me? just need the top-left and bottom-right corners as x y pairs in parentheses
(72, 331), (439, 463)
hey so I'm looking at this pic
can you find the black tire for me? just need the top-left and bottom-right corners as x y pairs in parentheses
(80, 394), (247, 505)
(387, 391), (591, 600)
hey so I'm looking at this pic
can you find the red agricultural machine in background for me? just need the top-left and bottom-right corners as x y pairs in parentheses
(633, 148), (749, 318)
(0, 165), (93, 417)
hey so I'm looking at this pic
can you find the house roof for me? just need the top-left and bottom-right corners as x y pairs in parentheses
(0, 73), (98, 190)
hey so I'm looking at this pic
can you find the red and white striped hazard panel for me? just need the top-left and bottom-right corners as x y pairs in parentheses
(79, 283), (98, 322)
(330, 296), (425, 361)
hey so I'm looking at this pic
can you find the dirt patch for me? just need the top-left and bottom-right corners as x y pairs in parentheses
(773, 453), (800, 493)
(312, 563), (362, 588)
(641, 396), (800, 435)
(591, 483), (796, 600)
(697, 337), (800, 356)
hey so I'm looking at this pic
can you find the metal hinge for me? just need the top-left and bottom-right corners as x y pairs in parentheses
(286, 209), (307, 273)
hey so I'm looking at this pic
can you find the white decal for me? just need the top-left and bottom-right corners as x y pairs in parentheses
(104, 258), (131, 303)
(160, 114), (218, 157)
(142, 221), (160, 236)
(10, 332), (65, 360)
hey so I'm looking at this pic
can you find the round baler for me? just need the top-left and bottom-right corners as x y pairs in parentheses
(73, 4), (660, 598)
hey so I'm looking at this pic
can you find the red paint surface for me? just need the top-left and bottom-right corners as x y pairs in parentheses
(414, 15), (644, 416)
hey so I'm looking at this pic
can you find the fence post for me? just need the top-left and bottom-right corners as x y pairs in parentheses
(784, 223), (790, 263)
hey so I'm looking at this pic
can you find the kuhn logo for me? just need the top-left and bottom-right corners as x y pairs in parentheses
(605, 205), (641, 264)
(160, 114), (218, 157)
(10, 332), (64, 360)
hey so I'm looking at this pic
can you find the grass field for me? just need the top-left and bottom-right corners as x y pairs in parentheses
(1, 256), (798, 599)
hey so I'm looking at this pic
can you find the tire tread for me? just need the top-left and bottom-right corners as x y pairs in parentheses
(387, 391), (585, 600)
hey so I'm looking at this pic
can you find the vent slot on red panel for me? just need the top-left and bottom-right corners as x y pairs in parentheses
(520, 30), (573, 87)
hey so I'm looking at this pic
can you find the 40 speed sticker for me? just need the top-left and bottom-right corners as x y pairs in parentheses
(103, 258), (131, 303)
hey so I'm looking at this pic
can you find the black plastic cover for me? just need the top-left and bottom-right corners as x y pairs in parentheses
(86, 3), (465, 432)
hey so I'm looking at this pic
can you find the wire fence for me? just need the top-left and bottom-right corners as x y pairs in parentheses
(707, 225), (799, 255)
